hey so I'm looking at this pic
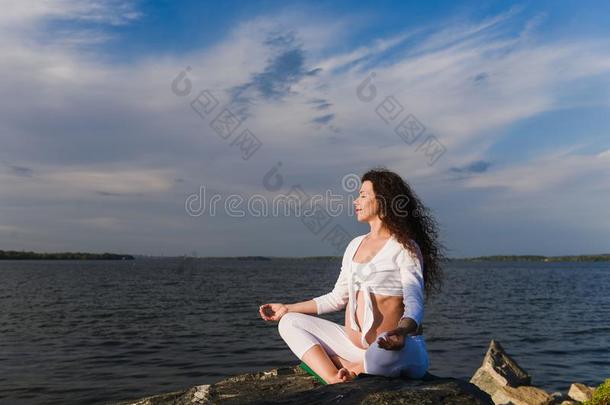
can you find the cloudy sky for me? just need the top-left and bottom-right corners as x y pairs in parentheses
(1, 0), (609, 258)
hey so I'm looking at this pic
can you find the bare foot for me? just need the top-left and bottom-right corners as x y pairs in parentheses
(327, 367), (357, 384)
(345, 369), (357, 380)
(345, 361), (364, 377)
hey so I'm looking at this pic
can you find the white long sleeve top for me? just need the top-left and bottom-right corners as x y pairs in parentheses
(312, 233), (425, 348)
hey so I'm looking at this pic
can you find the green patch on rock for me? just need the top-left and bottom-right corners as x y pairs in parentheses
(299, 361), (327, 385)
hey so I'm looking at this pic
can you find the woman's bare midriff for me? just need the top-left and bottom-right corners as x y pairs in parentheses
(344, 290), (404, 349)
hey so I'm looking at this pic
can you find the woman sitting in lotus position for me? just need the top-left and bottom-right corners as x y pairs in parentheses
(259, 168), (445, 384)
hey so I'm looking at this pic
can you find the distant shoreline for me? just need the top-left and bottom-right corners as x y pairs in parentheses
(0, 250), (134, 260)
(167, 254), (610, 262)
(1, 250), (609, 262)
(452, 254), (610, 262)
(178, 254), (610, 262)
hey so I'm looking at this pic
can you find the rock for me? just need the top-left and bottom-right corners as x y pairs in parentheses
(548, 391), (565, 404)
(547, 391), (571, 405)
(469, 340), (555, 405)
(470, 340), (531, 398)
(568, 382), (595, 402)
(112, 365), (493, 404)
(491, 385), (551, 405)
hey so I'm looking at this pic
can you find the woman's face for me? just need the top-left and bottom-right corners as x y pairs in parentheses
(354, 180), (379, 222)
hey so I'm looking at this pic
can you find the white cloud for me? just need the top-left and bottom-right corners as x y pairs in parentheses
(46, 167), (176, 194)
(1, 165), (177, 204)
(0, 0), (141, 29)
(461, 147), (610, 193)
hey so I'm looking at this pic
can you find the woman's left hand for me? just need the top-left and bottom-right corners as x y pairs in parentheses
(377, 328), (406, 350)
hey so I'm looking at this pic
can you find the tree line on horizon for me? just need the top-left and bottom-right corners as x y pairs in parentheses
(456, 254), (610, 262)
(0, 250), (134, 260)
(1, 250), (609, 262)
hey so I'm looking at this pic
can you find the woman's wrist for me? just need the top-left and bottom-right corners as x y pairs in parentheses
(284, 303), (293, 313)
(397, 317), (418, 335)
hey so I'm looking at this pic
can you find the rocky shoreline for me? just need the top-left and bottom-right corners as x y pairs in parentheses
(111, 340), (602, 405)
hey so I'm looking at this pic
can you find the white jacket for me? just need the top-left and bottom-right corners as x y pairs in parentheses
(312, 233), (425, 348)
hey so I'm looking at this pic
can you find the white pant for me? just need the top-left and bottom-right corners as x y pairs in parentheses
(278, 312), (429, 378)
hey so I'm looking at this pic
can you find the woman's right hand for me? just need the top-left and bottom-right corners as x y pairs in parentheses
(259, 303), (288, 321)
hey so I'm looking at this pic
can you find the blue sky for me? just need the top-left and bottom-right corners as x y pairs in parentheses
(1, 0), (609, 257)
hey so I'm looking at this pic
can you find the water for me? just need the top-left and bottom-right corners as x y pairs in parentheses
(0, 258), (608, 404)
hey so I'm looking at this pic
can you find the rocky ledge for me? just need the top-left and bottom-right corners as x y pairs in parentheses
(112, 340), (603, 405)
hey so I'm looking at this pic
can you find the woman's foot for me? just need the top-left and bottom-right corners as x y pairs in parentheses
(327, 367), (357, 384)
(345, 361), (365, 376)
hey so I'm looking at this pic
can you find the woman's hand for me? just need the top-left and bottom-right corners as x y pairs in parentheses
(377, 328), (407, 350)
(259, 303), (289, 321)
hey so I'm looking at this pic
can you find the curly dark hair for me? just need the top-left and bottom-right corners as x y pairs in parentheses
(361, 167), (446, 297)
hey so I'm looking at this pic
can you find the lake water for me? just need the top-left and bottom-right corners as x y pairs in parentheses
(0, 258), (608, 404)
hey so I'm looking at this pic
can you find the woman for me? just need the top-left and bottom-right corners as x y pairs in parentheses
(259, 168), (445, 384)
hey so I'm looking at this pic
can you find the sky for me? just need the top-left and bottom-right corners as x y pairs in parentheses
(1, 0), (609, 258)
